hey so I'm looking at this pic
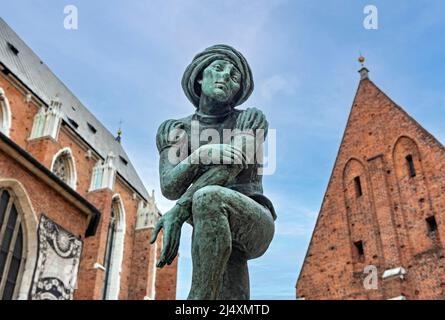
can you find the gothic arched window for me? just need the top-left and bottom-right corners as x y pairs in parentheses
(0, 88), (12, 137)
(0, 189), (25, 300)
(51, 149), (77, 190)
(102, 195), (125, 300)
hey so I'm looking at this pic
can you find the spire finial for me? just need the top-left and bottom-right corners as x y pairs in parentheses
(358, 54), (369, 80)
(116, 119), (123, 143)
(358, 54), (365, 67)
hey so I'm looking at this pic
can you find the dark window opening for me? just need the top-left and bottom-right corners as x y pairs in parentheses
(406, 155), (416, 177)
(354, 176), (363, 197)
(354, 241), (365, 260)
(1, 66), (11, 76)
(119, 156), (128, 166)
(7, 42), (19, 55)
(0, 190), (24, 300)
(426, 216), (438, 234)
(87, 123), (97, 134)
(67, 117), (79, 129)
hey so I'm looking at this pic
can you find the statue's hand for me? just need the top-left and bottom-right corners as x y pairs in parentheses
(191, 143), (247, 167)
(150, 205), (188, 268)
(235, 107), (269, 133)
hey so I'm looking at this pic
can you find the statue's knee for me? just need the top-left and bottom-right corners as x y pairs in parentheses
(192, 185), (227, 219)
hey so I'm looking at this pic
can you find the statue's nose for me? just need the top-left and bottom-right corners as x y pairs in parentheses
(220, 70), (230, 82)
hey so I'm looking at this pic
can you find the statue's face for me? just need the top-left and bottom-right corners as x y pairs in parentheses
(199, 60), (241, 103)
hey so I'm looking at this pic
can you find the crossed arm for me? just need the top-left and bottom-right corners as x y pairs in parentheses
(151, 108), (268, 267)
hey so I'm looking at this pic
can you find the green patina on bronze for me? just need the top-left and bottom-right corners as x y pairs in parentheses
(151, 45), (276, 300)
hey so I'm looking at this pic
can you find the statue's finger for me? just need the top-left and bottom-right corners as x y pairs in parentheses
(222, 147), (235, 159)
(157, 248), (167, 268)
(231, 145), (247, 164)
(166, 237), (180, 265)
(236, 111), (247, 129)
(245, 109), (256, 125)
(222, 149), (240, 164)
(158, 226), (173, 267)
(232, 148), (246, 165)
(167, 242), (180, 265)
(251, 113), (264, 130)
(156, 260), (165, 268)
(150, 221), (163, 244)
(222, 155), (233, 165)
(241, 113), (251, 131)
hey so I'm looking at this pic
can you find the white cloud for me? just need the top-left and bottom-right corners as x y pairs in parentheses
(259, 74), (299, 101)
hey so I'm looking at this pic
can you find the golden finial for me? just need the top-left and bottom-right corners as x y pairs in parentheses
(357, 53), (369, 80)
(358, 54), (365, 67)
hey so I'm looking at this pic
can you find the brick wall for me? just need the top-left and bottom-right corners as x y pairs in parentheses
(0, 149), (88, 237)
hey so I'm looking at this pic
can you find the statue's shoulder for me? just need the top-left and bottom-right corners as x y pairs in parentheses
(237, 107), (265, 115)
(156, 115), (194, 153)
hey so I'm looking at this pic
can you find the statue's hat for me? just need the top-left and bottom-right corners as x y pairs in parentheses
(182, 44), (254, 108)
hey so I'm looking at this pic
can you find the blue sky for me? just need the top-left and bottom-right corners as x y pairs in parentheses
(2, 0), (445, 299)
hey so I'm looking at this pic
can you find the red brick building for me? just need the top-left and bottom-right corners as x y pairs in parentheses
(0, 18), (177, 300)
(296, 67), (445, 300)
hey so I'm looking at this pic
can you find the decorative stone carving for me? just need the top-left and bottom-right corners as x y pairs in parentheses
(30, 96), (62, 140)
(89, 152), (116, 191)
(136, 196), (160, 230)
(29, 215), (82, 300)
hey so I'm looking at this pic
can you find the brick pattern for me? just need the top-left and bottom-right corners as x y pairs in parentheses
(154, 232), (178, 300)
(296, 78), (445, 300)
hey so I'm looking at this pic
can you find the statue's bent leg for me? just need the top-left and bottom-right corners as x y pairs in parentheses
(173, 164), (243, 223)
(188, 185), (274, 300)
(178, 165), (242, 206)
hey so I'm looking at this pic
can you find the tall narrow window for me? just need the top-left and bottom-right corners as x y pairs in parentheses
(354, 176), (363, 197)
(51, 149), (76, 189)
(353, 241), (365, 261)
(0, 190), (25, 300)
(426, 216), (438, 234)
(0, 88), (11, 137)
(406, 155), (416, 177)
(102, 196), (125, 300)
(102, 207), (116, 299)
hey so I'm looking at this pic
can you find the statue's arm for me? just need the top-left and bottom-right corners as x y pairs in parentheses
(159, 149), (200, 200)
(157, 119), (200, 200)
(156, 116), (251, 200)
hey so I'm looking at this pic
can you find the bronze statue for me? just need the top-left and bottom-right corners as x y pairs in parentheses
(151, 45), (276, 300)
